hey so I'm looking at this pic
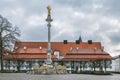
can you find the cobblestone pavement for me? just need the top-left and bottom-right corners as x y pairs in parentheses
(0, 73), (120, 80)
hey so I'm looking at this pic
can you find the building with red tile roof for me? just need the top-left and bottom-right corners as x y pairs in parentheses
(3, 41), (112, 72)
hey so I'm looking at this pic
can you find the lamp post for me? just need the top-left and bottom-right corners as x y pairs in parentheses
(45, 6), (53, 65)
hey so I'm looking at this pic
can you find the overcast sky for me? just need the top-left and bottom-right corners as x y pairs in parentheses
(0, 0), (120, 56)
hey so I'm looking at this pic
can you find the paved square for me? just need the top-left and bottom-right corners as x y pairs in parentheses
(0, 73), (120, 80)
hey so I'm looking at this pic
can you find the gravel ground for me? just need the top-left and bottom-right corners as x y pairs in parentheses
(0, 73), (120, 80)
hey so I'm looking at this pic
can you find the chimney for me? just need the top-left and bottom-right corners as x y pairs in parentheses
(76, 40), (80, 44)
(88, 40), (92, 44)
(63, 40), (67, 44)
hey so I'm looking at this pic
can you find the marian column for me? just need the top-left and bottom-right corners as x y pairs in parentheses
(45, 6), (53, 65)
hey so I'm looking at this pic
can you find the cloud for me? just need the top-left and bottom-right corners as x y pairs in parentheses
(0, 0), (120, 56)
(107, 30), (120, 45)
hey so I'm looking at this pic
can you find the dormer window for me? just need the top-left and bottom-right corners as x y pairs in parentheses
(94, 47), (97, 52)
(15, 46), (18, 49)
(54, 51), (60, 59)
(39, 46), (42, 50)
(24, 46), (27, 50)
(76, 47), (79, 50)
(70, 47), (73, 51)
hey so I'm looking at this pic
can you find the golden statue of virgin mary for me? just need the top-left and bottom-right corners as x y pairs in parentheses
(47, 6), (51, 15)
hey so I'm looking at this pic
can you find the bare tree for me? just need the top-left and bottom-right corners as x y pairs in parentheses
(0, 15), (20, 71)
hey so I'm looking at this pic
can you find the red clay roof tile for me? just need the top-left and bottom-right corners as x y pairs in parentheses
(4, 41), (112, 60)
